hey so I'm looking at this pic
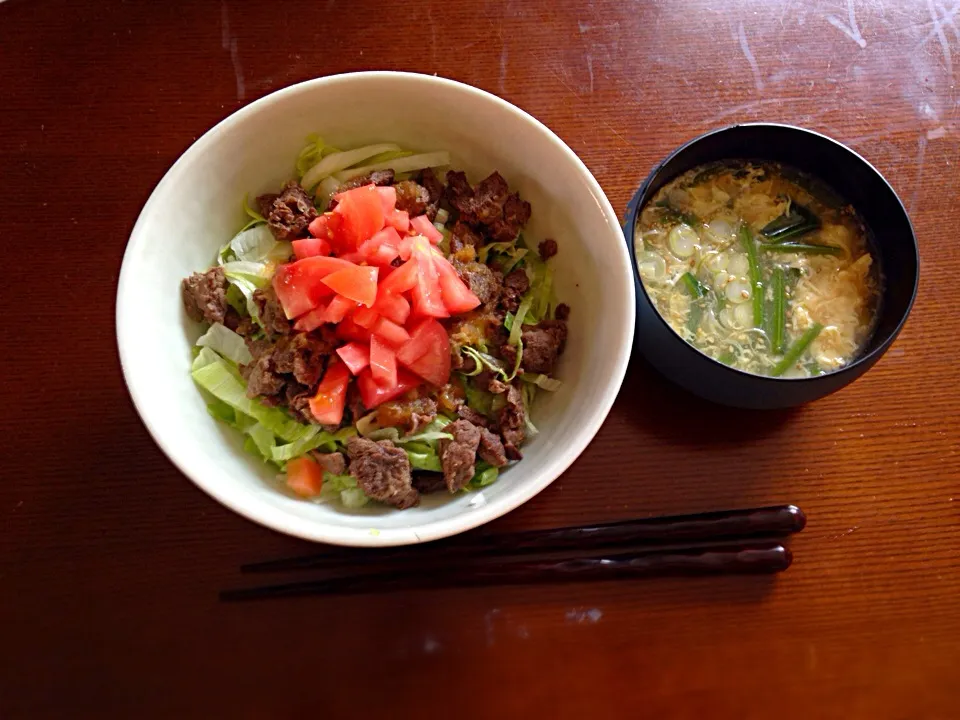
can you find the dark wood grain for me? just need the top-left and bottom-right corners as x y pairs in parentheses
(1, 0), (958, 717)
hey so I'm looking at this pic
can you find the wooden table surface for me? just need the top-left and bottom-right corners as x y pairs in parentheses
(3, 0), (958, 717)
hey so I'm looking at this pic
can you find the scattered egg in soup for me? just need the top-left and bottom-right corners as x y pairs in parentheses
(635, 161), (881, 378)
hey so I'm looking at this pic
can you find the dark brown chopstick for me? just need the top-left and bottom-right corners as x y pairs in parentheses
(242, 504), (806, 574)
(222, 542), (791, 601)
(220, 543), (793, 602)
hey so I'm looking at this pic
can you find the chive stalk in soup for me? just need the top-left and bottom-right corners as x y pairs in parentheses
(634, 161), (882, 378)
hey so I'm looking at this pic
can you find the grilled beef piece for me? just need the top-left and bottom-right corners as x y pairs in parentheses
(182, 267), (229, 324)
(346, 437), (418, 509)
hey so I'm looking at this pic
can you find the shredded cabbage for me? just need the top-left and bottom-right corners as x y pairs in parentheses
(301, 143), (402, 190)
(196, 323), (253, 365)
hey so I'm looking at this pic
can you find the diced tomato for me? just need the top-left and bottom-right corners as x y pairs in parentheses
(385, 209), (410, 234)
(433, 253), (482, 314)
(352, 306), (380, 329)
(308, 361), (351, 425)
(272, 256), (354, 318)
(364, 226), (402, 250)
(397, 235), (415, 261)
(410, 242), (449, 318)
(411, 214), (443, 244)
(369, 243), (399, 266)
(369, 335), (398, 388)
(308, 213), (340, 241)
(372, 317), (411, 347)
(375, 186), (397, 215)
(292, 236), (331, 260)
(356, 368), (421, 408)
(335, 341), (371, 375)
(378, 257), (420, 294)
(325, 294), (358, 324)
(357, 226), (402, 266)
(372, 290), (411, 325)
(321, 264), (379, 307)
(332, 185), (385, 251)
(396, 318), (451, 387)
(336, 316), (372, 343)
(293, 301), (330, 332)
(286, 456), (324, 497)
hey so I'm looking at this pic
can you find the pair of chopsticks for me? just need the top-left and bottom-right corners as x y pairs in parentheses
(220, 504), (805, 601)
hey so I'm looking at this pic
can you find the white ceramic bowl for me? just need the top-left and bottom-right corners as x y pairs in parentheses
(117, 72), (635, 547)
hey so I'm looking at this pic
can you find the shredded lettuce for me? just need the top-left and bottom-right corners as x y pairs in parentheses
(301, 143), (402, 190)
(395, 417), (455, 472)
(196, 323), (253, 365)
(357, 413), (452, 444)
(479, 236), (528, 274)
(339, 487), (369, 508)
(272, 426), (356, 465)
(315, 176), (341, 210)
(222, 260), (272, 287)
(462, 347), (507, 378)
(462, 377), (494, 418)
(401, 416), (452, 443)
(245, 422), (277, 461)
(225, 283), (247, 316)
(363, 149), (416, 166)
(270, 429), (330, 464)
(507, 342), (524, 381)
(229, 224), (291, 264)
(192, 346), (222, 372)
(191, 357), (315, 443)
(296, 133), (327, 179)
(466, 462), (499, 490)
(520, 373), (562, 391)
(240, 194), (267, 232)
(406, 447), (443, 472)
(205, 394), (239, 425)
(334, 151), (451, 182)
(225, 274), (261, 322)
(320, 473), (370, 508)
(522, 253), (554, 323)
(509, 296), (533, 347)
(521, 381), (539, 437)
